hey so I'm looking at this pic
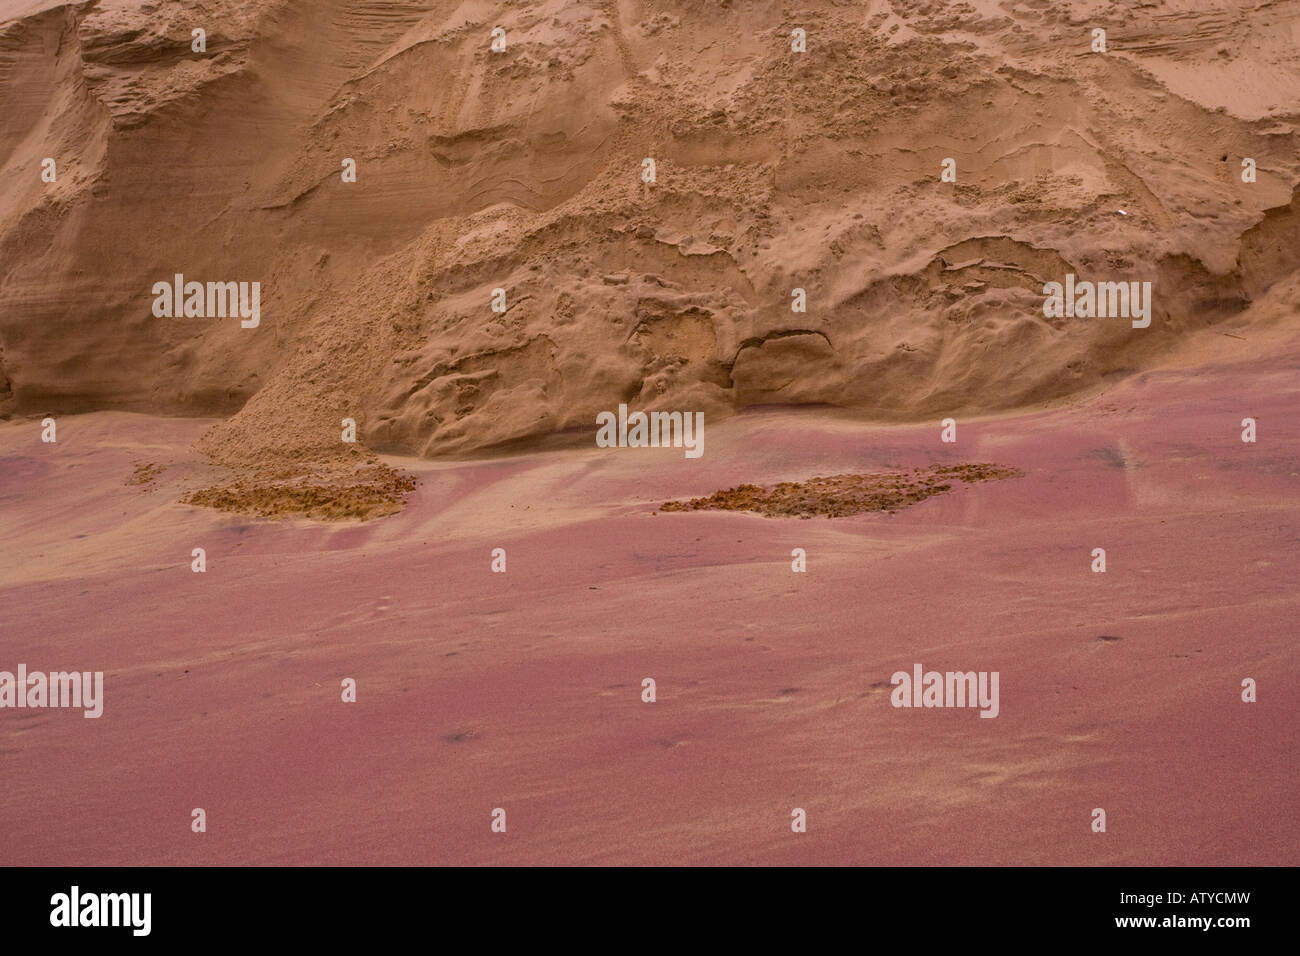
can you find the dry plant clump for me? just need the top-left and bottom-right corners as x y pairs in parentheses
(182, 462), (416, 521)
(659, 463), (1022, 518)
(125, 462), (166, 487)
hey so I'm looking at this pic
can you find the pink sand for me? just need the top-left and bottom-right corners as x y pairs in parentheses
(1, 351), (1296, 865)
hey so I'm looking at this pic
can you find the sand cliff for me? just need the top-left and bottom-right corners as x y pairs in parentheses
(2, 0), (1298, 473)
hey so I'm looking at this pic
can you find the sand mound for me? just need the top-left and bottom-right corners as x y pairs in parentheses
(2, 0), (1299, 497)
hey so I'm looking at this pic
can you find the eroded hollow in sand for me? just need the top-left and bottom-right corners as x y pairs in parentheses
(659, 463), (1022, 518)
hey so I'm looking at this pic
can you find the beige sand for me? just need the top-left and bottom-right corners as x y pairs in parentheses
(3, 0), (1298, 480)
